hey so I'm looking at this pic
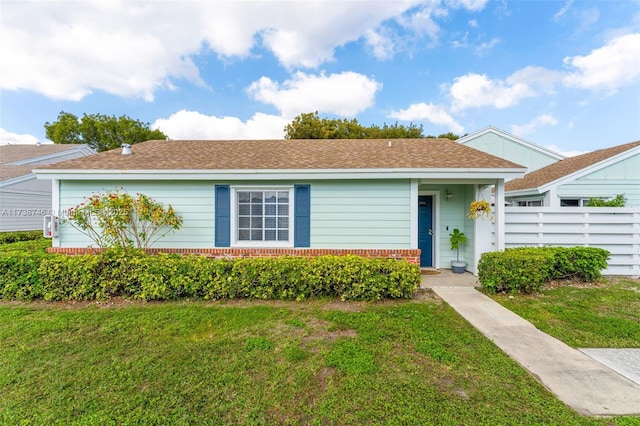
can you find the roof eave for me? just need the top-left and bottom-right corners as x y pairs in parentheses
(529, 145), (640, 194)
(34, 167), (527, 181)
(505, 188), (541, 197)
(6, 145), (96, 165)
(458, 126), (566, 160)
(0, 173), (37, 188)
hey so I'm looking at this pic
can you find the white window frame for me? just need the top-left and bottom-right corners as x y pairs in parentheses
(230, 186), (294, 247)
(560, 198), (590, 207)
(516, 199), (543, 207)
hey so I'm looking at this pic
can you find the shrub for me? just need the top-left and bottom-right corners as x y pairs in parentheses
(544, 246), (609, 281)
(0, 250), (420, 302)
(65, 190), (183, 249)
(585, 194), (625, 207)
(478, 246), (610, 294)
(478, 250), (552, 294)
(0, 230), (45, 244)
(0, 252), (47, 300)
(0, 238), (50, 255)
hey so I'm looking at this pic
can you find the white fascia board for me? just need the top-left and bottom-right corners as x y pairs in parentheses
(458, 126), (566, 160)
(504, 188), (542, 197)
(536, 146), (640, 193)
(0, 173), (36, 188)
(9, 145), (96, 165)
(34, 167), (526, 181)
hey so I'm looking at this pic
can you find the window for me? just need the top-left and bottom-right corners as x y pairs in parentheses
(234, 188), (291, 245)
(516, 200), (543, 207)
(560, 198), (589, 207)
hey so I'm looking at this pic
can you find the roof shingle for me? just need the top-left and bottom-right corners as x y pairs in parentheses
(505, 140), (640, 192)
(0, 144), (83, 165)
(37, 138), (524, 171)
(1, 144), (94, 182)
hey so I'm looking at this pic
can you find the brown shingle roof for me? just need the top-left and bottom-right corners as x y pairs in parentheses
(506, 140), (640, 192)
(0, 165), (37, 181)
(0, 144), (82, 164)
(1, 144), (93, 182)
(38, 138), (523, 171)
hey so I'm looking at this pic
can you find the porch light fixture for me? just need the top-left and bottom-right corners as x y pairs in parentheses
(445, 189), (453, 200)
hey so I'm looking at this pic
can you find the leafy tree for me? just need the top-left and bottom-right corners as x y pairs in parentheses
(284, 111), (426, 139)
(585, 194), (626, 207)
(65, 190), (182, 249)
(45, 111), (167, 152)
(437, 132), (462, 140)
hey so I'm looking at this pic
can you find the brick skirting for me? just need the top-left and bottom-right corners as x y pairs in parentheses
(47, 247), (421, 264)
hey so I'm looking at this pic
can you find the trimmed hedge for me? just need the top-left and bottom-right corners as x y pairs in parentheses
(0, 230), (44, 244)
(478, 246), (610, 294)
(0, 249), (420, 302)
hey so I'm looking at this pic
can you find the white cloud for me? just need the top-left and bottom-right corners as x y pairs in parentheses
(551, 0), (573, 22)
(0, 1), (205, 101)
(510, 114), (558, 137)
(247, 71), (382, 118)
(544, 144), (587, 157)
(152, 110), (288, 140)
(475, 38), (500, 56)
(446, 0), (489, 12)
(448, 66), (564, 111)
(449, 73), (534, 111)
(364, 28), (397, 61)
(451, 32), (469, 49)
(0, 0), (424, 100)
(389, 103), (464, 134)
(563, 33), (640, 93)
(0, 128), (42, 145)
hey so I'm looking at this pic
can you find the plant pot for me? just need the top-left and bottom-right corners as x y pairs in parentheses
(451, 261), (466, 274)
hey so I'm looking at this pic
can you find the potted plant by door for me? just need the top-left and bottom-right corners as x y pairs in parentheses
(449, 228), (467, 273)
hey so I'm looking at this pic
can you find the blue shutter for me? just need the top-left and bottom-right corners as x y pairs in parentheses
(215, 185), (230, 247)
(294, 185), (310, 247)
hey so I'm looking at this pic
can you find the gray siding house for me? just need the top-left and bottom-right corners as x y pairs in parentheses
(1, 144), (95, 231)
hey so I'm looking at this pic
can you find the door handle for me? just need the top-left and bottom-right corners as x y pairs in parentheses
(428, 228), (433, 236)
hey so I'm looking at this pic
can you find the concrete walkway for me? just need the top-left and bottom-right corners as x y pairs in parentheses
(421, 271), (640, 416)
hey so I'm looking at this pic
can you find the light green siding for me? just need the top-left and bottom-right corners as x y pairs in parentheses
(59, 181), (215, 248)
(463, 132), (559, 172)
(58, 179), (414, 250)
(558, 152), (640, 206)
(418, 183), (476, 269)
(310, 180), (411, 248)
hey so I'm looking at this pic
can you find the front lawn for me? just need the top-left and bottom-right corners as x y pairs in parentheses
(0, 296), (630, 425)
(490, 278), (640, 348)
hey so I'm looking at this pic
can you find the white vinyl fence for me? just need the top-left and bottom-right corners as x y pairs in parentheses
(503, 207), (640, 277)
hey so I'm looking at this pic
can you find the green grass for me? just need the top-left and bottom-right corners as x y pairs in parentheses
(0, 298), (634, 425)
(490, 278), (640, 348)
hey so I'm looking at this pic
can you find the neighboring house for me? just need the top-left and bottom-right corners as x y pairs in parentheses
(34, 139), (525, 273)
(0, 143), (96, 232)
(458, 126), (565, 175)
(505, 140), (640, 207)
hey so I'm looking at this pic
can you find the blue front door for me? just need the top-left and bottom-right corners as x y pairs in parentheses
(418, 195), (433, 267)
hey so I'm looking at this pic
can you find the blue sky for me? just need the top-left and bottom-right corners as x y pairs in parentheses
(1, 0), (639, 156)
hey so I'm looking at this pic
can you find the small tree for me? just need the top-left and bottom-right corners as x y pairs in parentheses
(65, 190), (182, 249)
(585, 194), (626, 207)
